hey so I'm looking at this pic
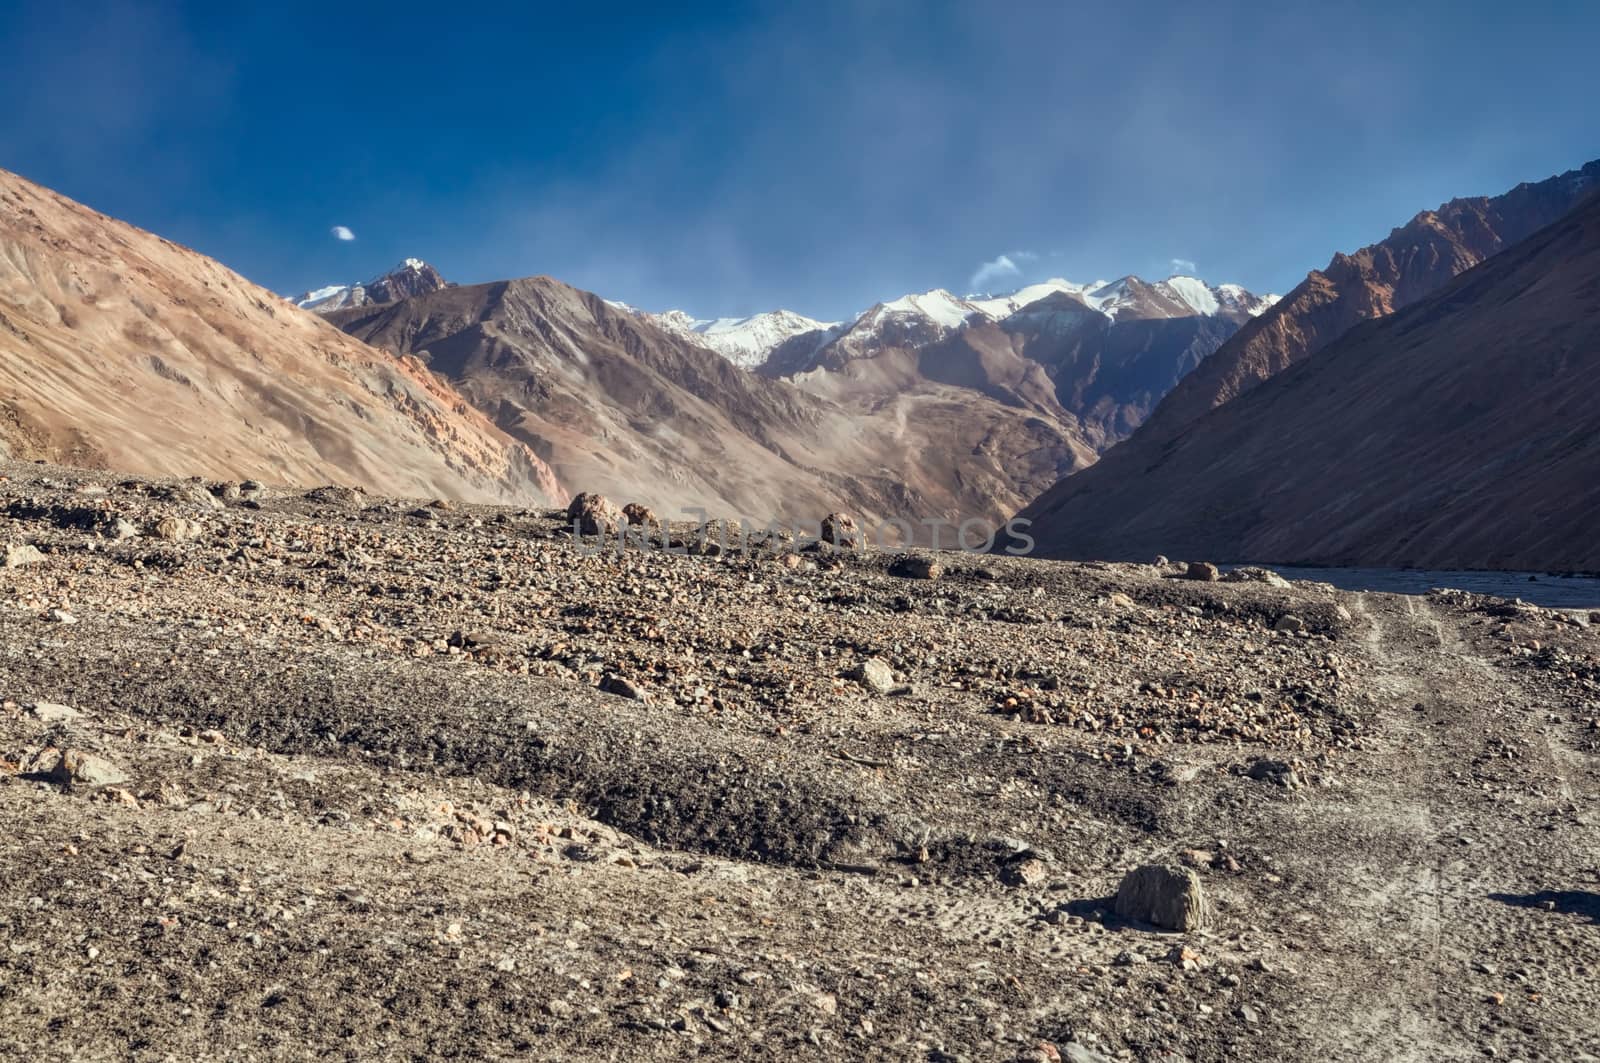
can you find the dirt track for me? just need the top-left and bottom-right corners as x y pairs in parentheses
(2, 461), (1597, 1061)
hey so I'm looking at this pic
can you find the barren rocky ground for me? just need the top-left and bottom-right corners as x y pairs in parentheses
(3, 459), (1598, 1061)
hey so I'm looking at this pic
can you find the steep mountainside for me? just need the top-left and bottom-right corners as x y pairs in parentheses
(328, 277), (1097, 530)
(292, 258), (450, 313)
(0, 170), (559, 503)
(1112, 159), (1600, 453)
(1018, 189), (1600, 570)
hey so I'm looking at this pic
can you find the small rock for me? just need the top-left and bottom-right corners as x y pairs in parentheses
(1107, 592), (1136, 609)
(303, 484), (364, 508)
(1246, 758), (1303, 789)
(4, 543), (45, 568)
(29, 702), (83, 723)
(1063, 1044), (1115, 1063)
(600, 674), (650, 702)
(1113, 864), (1208, 931)
(1223, 566), (1291, 588)
(1001, 858), (1048, 887)
(1152, 555), (1170, 567)
(1113, 949), (1148, 966)
(888, 554), (943, 581)
(447, 630), (498, 651)
(849, 657), (895, 694)
(151, 516), (199, 541)
(1274, 614), (1307, 634)
(48, 749), (129, 790)
(107, 518), (139, 541)
(1185, 561), (1220, 582)
(48, 608), (78, 625)
(211, 481), (242, 503)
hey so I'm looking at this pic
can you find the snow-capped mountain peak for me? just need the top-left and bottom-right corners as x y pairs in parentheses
(870, 289), (976, 330)
(636, 307), (841, 369)
(289, 258), (449, 313)
(602, 271), (1278, 373)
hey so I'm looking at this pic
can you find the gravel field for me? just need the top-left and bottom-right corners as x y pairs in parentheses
(3, 460), (1598, 1061)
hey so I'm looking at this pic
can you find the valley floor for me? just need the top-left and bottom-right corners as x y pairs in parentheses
(2, 460), (1597, 1061)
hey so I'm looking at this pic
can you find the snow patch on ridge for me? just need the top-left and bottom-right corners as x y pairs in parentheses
(639, 307), (840, 370)
(1161, 275), (1220, 316)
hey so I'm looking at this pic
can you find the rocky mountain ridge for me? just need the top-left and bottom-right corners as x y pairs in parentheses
(1109, 158), (1600, 454)
(1018, 184), (1600, 569)
(291, 258), (450, 313)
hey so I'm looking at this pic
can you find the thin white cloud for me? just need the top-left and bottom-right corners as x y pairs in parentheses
(331, 225), (356, 242)
(1169, 257), (1197, 275)
(970, 253), (1022, 291)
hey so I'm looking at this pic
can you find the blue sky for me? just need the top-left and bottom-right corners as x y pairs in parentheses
(3, 0), (1596, 321)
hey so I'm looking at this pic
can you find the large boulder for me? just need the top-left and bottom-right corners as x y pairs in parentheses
(1113, 864), (1208, 930)
(1184, 561), (1220, 582)
(566, 492), (622, 536)
(621, 502), (659, 528)
(820, 512), (861, 549)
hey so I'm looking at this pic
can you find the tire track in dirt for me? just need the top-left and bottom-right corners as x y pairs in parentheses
(1297, 592), (1600, 1061)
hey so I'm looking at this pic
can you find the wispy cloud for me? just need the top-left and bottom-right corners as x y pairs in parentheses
(1169, 257), (1197, 275)
(331, 225), (356, 242)
(970, 253), (1025, 291)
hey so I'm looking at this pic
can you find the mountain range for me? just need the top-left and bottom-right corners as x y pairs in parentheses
(302, 262), (1275, 530)
(322, 274), (1098, 531)
(1024, 157), (1600, 563)
(5, 156), (1599, 569)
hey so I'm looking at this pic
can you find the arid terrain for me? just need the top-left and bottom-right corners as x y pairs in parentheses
(4, 458), (1598, 1061)
(0, 170), (559, 506)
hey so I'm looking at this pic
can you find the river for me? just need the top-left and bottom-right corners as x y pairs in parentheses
(1255, 566), (1600, 610)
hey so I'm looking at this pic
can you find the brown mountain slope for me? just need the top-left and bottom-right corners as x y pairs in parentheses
(1136, 158), (1600, 447)
(1017, 190), (1600, 570)
(0, 169), (560, 504)
(329, 277), (1096, 531)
